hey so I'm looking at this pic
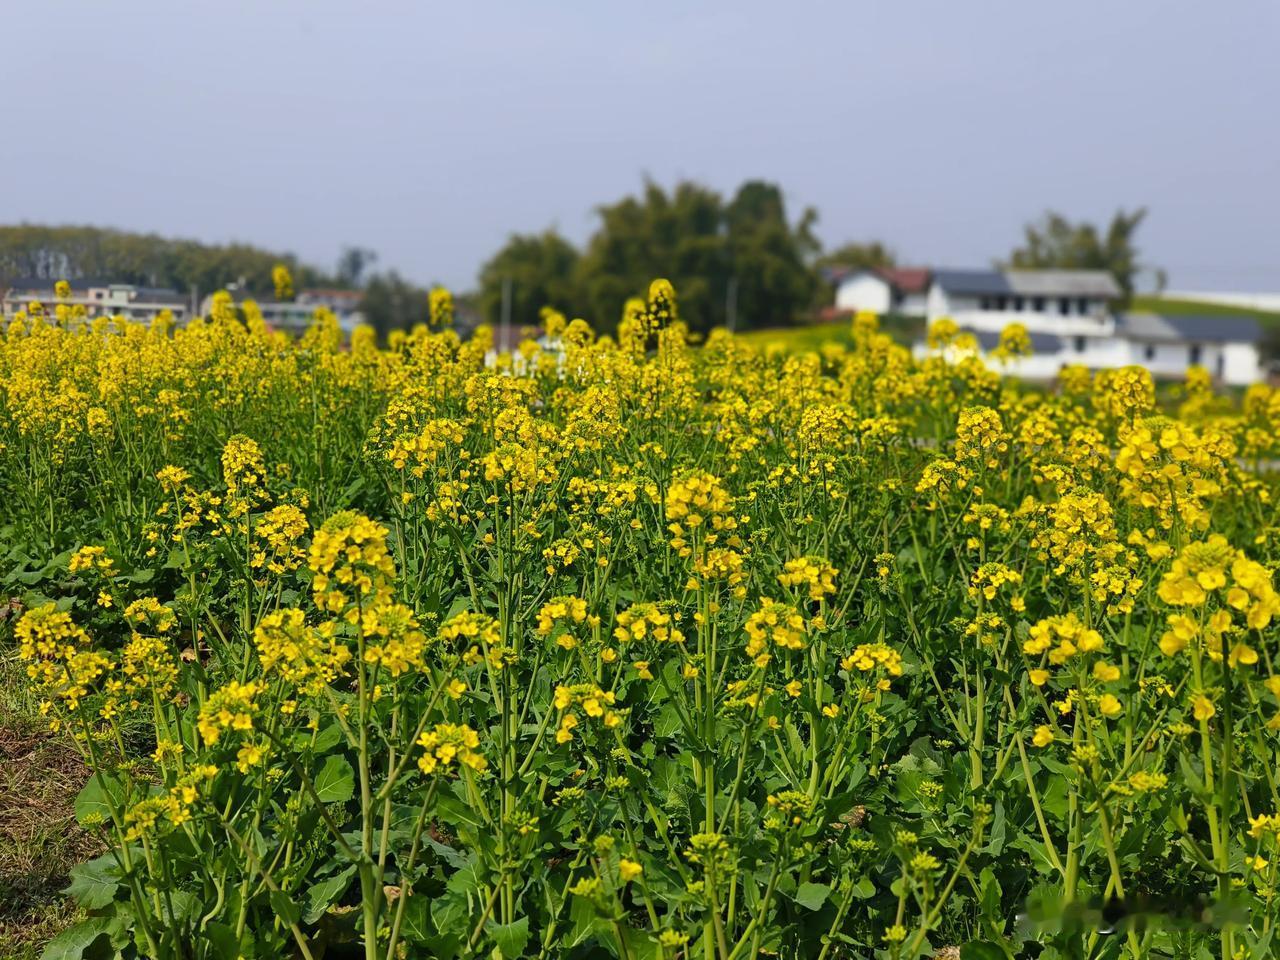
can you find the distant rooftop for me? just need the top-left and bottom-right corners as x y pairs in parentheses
(1119, 312), (1262, 343)
(1005, 269), (1120, 298)
(932, 268), (1120, 299)
(931, 269), (1010, 296)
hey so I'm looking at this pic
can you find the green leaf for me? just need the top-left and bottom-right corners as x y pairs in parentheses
(39, 918), (112, 960)
(74, 774), (125, 827)
(794, 882), (830, 911)
(311, 722), (344, 754)
(204, 922), (241, 960)
(850, 877), (876, 899)
(65, 854), (120, 909)
(313, 756), (355, 804)
(269, 889), (301, 926)
(303, 865), (356, 923)
(961, 941), (1009, 960)
(488, 916), (530, 958)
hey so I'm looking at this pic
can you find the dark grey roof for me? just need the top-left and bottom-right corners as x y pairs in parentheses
(966, 327), (1064, 354)
(1119, 312), (1262, 344)
(932, 269), (1011, 296)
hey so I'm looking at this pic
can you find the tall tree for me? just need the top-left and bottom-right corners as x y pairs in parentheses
(572, 179), (818, 334)
(336, 246), (378, 287)
(724, 181), (819, 328)
(360, 271), (429, 341)
(1004, 208), (1151, 302)
(476, 230), (581, 327)
(576, 180), (728, 334)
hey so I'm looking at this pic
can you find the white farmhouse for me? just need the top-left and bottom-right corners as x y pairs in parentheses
(833, 267), (930, 317)
(914, 268), (1263, 386)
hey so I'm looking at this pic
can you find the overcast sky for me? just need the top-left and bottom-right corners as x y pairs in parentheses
(3, 1), (1277, 294)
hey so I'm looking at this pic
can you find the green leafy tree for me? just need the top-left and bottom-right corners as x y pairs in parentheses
(576, 180), (727, 334)
(724, 181), (820, 328)
(477, 230), (582, 327)
(573, 179), (817, 334)
(814, 241), (896, 275)
(1004, 208), (1152, 302)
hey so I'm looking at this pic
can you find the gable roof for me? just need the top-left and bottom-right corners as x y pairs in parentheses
(1119, 312), (1262, 343)
(932, 269), (1011, 296)
(877, 267), (931, 294)
(1004, 270), (1121, 298)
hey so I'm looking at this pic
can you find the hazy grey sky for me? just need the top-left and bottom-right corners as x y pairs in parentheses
(4, 1), (1277, 293)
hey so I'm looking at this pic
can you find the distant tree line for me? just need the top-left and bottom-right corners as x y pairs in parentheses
(0, 225), (339, 297)
(0, 198), (1156, 340)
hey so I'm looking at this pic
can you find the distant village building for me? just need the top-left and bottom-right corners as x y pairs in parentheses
(833, 267), (931, 317)
(197, 288), (364, 335)
(827, 266), (1268, 386)
(0, 278), (190, 324)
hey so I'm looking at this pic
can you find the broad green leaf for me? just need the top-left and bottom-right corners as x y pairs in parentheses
(65, 853), (120, 909)
(303, 865), (356, 923)
(39, 918), (112, 960)
(269, 889), (301, 926)
(488, 916), (531, 958)
(313, 755), (355, 803)
(961, 941), (1009, 960)
(794, 881), (830, 911)
(74, 773), (125, 827)
(203, 922), (240, 960)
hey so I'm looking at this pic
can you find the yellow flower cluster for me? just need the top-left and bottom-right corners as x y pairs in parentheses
(417, 723), (485, 774)
(841, 642), (905, 677)
(197, 680), (263, 745)
(255, 608), (350, 693)
(614, 602), (685, 645)
(553, 683), (621, 743)
(744, 599), (806, 667)
(954, 406), (1009, 468)
(537, 595), (589, 649)
(776, 556), (838, 602)
(308, 510), (397, 615)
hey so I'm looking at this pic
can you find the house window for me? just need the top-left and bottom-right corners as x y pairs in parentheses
(979, 297), (990, 310)
(1013, 296), (1024, 311)
(1074, 336), (1086, 353)
(1144, 344), (1155, 361)
(1032, 297), (1046, 312)
(1077, 297), (1090, 314)
(995, 295), (1007, 310)
(1189, 343), (1202, 365)
(1059, 297), (1071, 315)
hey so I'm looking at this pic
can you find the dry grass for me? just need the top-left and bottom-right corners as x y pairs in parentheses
(0, 657), (98, 958)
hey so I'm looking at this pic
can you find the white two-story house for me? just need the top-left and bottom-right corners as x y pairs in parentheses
(916, 268), (1263, 386)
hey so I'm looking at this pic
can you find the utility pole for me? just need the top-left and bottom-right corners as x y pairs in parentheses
(726, 277), (739, 333)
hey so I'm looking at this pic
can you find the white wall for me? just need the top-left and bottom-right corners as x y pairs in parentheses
(912, 334), (1261, 386)
(948, 309), (1113, 337)
(1221, 342), (1262, 386)
(835, 274), (892, 314)
(899, 293), (927, 316)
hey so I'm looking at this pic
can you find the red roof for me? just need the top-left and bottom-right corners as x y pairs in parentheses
(876, 267), (931, 294)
